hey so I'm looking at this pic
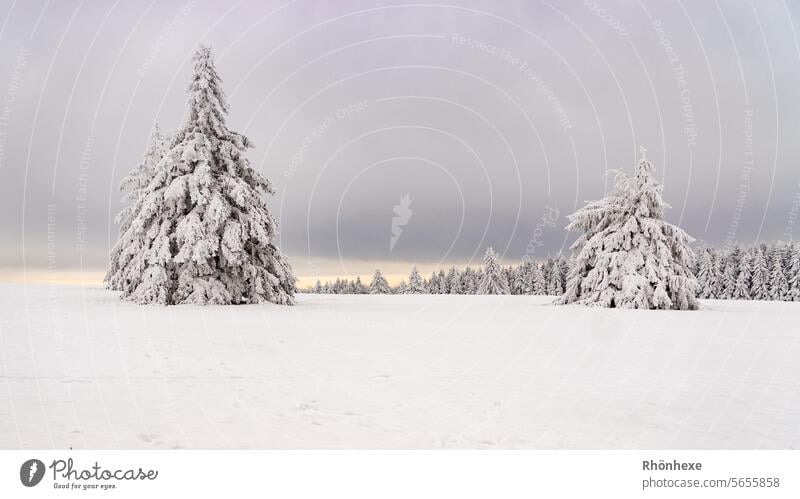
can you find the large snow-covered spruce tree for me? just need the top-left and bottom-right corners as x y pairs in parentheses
(110, 46), (295, 305)
(557, 148), (698, 310)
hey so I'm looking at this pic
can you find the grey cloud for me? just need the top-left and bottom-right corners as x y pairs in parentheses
(1, 0), (799, 278)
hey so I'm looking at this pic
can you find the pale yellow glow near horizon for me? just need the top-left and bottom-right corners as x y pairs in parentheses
(0, 270), (436, 288)
(0, 268), (106, 286)
(1, 256), (533, 289)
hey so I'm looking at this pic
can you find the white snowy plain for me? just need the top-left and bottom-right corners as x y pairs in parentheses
(1, 283), (798, 449)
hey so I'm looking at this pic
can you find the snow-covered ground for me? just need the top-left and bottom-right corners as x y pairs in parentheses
(1, 283), (798, 449)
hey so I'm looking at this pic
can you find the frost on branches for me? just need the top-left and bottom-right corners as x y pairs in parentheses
(477, 247), (510, 295)
(557, 148), (698, 310)
(404, 266), (428, 294)
(108, 46), (295, 305)
(105, 123), (170, 291)
(369, 269), (391, 294)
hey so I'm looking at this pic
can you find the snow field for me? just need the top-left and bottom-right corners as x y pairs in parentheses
(1, 284), (798, 449)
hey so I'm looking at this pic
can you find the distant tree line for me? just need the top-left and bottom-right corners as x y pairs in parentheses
(304, 247), (569, 296)
(303, 241), (800, 302)
(694, 242), (800, 301)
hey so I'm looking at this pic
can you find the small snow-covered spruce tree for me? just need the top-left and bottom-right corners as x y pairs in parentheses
(105, 123), (169, 291)
(369, 269), (391, 294)
(542, 259), (555, 294)
(750, 247), (770, 300)
(461, 267), (477, 294)
(438, 270), (448, 293)
(404, 266), (428, 294)
(427, 272), (441, 294)
(547, 258), (564, 296)
(519, 261), (533, 295)
(557, 148), (698, 309)
(706, 249), (721, 299)
(720, 253), (738, 299)
(788, 244), (800, 301)
(112, 46), (295, 305)
(446, 267), (462, 294)
(769, 244), (789, 300)
(695, 249), (715, 299)
(511, 266), (526, 295)
(709, 250), (723, 298)
(477, 247), (510, 295)
(557, 257), (569, 292)
(733, 250), (751, 300)
(531, 263), (546, 295)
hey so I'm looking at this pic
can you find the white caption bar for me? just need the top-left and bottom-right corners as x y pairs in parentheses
(0, 450), (797, 498)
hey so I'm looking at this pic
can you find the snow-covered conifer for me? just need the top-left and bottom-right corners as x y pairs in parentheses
(110, 46), (295, 305)
(709, 249), (722, 298)
(404, 266), (428, 294)
(447, 268), (462, 294)
(369, 269), (391, 294)
(542, 259), (555, 294)
(437, 270), (448, 293)
(695, 249), (717, 299)
(769, 245), (789, 300)
(531, 263), (546, 295)
(720, 253), (737, 299)
(557, 148), (698, 309)
(511, 266), (526, 295)
(354, 276), (367, 294)
(547, 258), (564, 296)
(105, 123), (169, 291)
(750, 247), (770, 300)
(557, 257), (569, 291)
(427, 272), (441, 294)
(788, 244), (800, 301)
(733, 251), (751, 300)
(461, 267), (477, 294)
(477, 247), (510, 295)
(523, 263), (535, 294)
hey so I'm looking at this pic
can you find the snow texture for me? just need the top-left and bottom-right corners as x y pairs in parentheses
(2, 284), (798, 449)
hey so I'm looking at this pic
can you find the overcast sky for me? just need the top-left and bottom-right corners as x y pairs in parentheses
(1, 0), (800, 283)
